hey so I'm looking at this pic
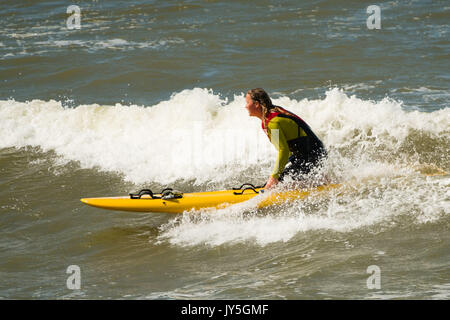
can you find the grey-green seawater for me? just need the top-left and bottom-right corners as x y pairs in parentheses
(0, 0), (449, 299)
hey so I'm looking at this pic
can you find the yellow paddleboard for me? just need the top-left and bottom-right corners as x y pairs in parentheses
(81, 184), (340, 214)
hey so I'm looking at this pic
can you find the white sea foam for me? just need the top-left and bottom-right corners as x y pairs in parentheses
(0, 88), (272, 184)
(33, 37), (186, 51)
(1, 88), (448, 246)
(0, 88), (448, 185)
(157, 174), (449, 247)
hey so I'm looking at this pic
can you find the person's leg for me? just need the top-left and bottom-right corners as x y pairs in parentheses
(279, 157), (310, 182)
(279, 154), (328, 187)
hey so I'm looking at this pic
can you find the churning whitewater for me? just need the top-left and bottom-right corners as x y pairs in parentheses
(0, 88), (448, 186)
(1, 0), (449, 300)
(1, 88), (448, 248)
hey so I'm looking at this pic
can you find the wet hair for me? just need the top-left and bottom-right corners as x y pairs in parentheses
(247, 88), (288, 128)
(247, 88), (273, 110)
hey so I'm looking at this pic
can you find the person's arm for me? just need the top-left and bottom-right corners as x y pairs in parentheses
(266, 120), (290, 187)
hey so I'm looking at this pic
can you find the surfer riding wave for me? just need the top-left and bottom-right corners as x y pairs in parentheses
(245, 88), (328, 189)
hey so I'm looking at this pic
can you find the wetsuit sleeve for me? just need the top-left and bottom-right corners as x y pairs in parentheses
(267, 120), (291, 179)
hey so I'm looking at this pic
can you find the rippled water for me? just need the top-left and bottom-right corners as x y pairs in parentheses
(0, 0), (449, 299)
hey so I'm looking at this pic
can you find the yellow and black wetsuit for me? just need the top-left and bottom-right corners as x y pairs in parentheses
(263, 107), (327, 181)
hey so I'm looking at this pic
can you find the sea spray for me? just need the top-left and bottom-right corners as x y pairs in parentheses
(1, 88), (448, 186)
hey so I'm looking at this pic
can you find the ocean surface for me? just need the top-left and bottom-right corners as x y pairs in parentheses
(0, 0), (449, 299)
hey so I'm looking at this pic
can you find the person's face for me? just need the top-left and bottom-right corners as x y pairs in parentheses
(245, 94), (261, 118)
